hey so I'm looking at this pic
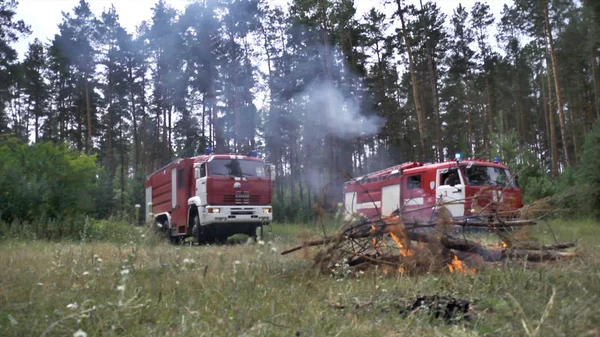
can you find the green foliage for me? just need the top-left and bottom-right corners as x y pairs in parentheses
(0, 137), (98, 223)
(575, 120), (600, 217)
(522, 176), (556, 203)
(0, 215), (140, 243)
(271, 185), (315, 224)
(481, 126), (546, 202)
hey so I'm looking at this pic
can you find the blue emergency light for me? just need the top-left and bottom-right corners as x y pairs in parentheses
(249, 150), (259, 157)
(455, 152), (461, 160)
(205, 147), (213, 155)
(494, 157), (501, 163)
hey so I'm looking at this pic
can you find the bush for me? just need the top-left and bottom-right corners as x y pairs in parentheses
(0, 215), (141, 243)
(576, 119), (600, 217)
(0, 137), (98, 223)
(523, 176), (556, 204)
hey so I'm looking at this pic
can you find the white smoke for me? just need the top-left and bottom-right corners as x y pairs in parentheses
(296, 79), (385, 138)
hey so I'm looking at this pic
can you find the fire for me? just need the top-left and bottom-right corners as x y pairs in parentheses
(500, 240), (508, 248)
(447, 255), (475, 275)
(389, 231), (413, 257)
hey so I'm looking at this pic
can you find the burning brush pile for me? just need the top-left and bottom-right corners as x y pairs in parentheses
(281, 210), (577, 276)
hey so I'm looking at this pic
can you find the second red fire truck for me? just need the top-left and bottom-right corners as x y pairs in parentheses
(343, 154), (524, 223)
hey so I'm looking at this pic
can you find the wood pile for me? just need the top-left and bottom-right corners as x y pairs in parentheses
(281, 210), (577, 276)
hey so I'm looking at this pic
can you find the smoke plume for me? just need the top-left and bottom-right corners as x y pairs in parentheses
(297, 79), (386, 139)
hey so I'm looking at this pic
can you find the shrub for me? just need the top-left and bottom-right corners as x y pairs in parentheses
(0, 137), (98, 224)
(576, 119), (600, 218)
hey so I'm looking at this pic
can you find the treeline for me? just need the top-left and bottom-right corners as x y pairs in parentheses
(1, 0), (600, 223)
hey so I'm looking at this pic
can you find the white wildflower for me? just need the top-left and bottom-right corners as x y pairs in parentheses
(67, 303), (78, 310)
(96, 258), (103, 263)
(271, 247), (277, 252)
(258, 240), (265, 245)
(73, 329), (87, 337)
(37, 283), (44, 286)
(82, 271), (90, 276)
(120, 269), (130, 275)
(117, 285), (125, 292)
(183, 258), (195, 264)
(8, 314), (17, 326)
(234, 260), (241, 265)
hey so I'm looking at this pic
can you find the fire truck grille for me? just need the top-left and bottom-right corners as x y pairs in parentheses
(222, 195), (261, 204)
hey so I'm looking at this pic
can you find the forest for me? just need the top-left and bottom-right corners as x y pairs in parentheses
(2, 0), (600, 225)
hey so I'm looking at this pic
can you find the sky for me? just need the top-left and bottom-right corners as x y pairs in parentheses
(14, 0), (513, 60)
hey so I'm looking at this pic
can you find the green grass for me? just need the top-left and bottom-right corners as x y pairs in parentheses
(1, 220), (599, 336)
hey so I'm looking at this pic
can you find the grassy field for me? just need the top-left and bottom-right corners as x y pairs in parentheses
(1, 220), (599, 337)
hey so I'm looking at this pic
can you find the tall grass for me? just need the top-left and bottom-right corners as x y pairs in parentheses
(0, 220), (598, 336)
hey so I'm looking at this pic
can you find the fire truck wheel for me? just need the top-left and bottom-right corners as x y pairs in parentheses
(192, 215), (205, 244)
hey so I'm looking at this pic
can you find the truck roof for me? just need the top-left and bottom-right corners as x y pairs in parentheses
(348, 159), (510, 184)
(146, 154), (265, 180)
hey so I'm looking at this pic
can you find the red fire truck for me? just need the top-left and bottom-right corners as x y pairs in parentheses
(145, 148), (275, 244)
(343, 154), (523, 223)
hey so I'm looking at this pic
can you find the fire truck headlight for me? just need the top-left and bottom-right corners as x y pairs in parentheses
(207, 207), (221, 213)
(263, 208), (272, 214)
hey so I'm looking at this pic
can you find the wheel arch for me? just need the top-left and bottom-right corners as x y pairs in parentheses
(154, 212), (171, 230)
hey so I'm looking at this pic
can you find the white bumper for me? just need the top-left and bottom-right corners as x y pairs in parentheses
(200, 205), (273, 225)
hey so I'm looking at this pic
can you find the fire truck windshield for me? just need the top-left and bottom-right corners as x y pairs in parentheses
(461, 164), (515, 187)
(208, 159), (266, 178)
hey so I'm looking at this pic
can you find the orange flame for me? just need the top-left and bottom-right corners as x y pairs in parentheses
(447, 255), (475, 274)
(389, 231), (413, 257)
(500, 240), (508, 248)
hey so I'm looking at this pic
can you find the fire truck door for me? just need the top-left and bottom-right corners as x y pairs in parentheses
(381, 184), (401, 216)
(401, 174), (427, 221)
(436, 168), (465, 217)
(195, 163), (207, 205)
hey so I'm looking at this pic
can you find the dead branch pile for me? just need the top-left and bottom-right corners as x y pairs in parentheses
(281, 211), (577, 276)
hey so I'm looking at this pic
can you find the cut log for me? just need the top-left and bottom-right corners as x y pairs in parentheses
(505, 249), (577, 262)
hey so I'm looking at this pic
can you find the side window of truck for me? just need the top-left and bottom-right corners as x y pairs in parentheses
(407, 175), (422, 190)
(200, 164), (206, 177)
(178, 168), (184, 189)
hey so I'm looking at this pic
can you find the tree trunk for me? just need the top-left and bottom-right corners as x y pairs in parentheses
(397, 1), (427, 161)
(544, 5), (570, 166)
(465, 76), (473, 154)
(231, 34), (240, 153)
(546, 56), (559, 179)
(320, 0), (337, 206)
(85, 75), (92, 154)
(591, 49), (600, 120)
(540, 72), (550, 157)
(128, 66), (139, 173)
(485, 77), (493, 151)
(120, 121), (125, 211)
(107, 71), (115, 178)
(427, 47), (442, 161)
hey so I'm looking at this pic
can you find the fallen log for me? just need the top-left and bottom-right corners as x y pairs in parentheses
(511, 241), (577, 250)
(505, 249), (577, 262)
(450, 219), (538, 228)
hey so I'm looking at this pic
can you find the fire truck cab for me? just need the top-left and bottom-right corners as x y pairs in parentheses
(145, 148), (275, 244)
(343, 155), (523, 223)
